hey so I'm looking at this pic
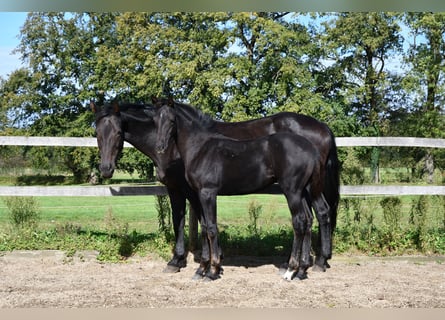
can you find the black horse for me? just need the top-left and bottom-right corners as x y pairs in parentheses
(155, 98), (339, 271)
(92, 100), (205, 272)
(154, 97), (327, 281)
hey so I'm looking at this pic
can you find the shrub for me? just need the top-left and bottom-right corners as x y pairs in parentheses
(247, 199), (262, 236)
(380, 197), (402, 230)
(3, 196), (40, 228)
(155, 194), (173, 241)
(409, 195), (428, 251)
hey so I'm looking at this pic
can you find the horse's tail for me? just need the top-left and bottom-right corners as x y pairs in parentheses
(308, 147), (324, 201)
(324, 130), (340, 233)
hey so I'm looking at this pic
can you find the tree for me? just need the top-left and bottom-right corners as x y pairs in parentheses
(399, 12), (445, 182)
(219, 12), (330, 121)
(94, 12), (230, 111)
(0, 13), (118, 181)
(321, 12), (403, 182)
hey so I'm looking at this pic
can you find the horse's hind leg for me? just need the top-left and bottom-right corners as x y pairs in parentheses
(282, 189), (312, 281)
(312, 194), (331, 272)
(295, 195), (313, 280)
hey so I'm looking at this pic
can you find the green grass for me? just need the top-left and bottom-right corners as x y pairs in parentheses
(0, 194), (443, 232)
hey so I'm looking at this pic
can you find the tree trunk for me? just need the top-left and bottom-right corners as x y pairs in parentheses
(371, 147), (380, 184)
(424, 152), (434, 184)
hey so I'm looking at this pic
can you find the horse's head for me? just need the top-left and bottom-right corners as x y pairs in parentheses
(152, 97), (176, 154)
(91, 100), (124, 179)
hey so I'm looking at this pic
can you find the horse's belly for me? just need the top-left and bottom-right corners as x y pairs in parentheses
(218, 174), (276, 195)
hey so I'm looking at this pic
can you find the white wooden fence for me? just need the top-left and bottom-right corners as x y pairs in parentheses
(1, 136), (444, 196)
(1, 136), (445, 148)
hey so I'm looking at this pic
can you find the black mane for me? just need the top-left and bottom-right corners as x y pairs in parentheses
(95, 101), (156, 123)
(170, 100), (215, 130)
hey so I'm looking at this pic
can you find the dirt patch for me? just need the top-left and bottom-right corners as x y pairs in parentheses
(0, 250), (444, 307)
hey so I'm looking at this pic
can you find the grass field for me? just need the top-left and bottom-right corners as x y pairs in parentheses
(0, 194), (292, 231)
(1, 193), (443, 231)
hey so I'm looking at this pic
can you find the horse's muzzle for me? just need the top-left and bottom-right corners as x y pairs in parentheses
(99, 163), (115, 178)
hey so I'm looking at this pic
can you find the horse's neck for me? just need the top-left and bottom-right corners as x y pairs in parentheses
(120, 113), (159, 164)
(125, 126), (156, 158)
(174, 115), (212, 163)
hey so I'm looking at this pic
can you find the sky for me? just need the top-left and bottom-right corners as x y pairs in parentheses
(0, 12), (27, 78)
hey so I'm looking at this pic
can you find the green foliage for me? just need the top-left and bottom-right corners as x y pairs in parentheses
(335, 195), (445, 255)
(380, 197), (402, 229)
(247, 199), (263, 236)
(340, 148), (366, 185)
(117, 149), (155, 181)
(155, 194), (173, 242)
(379, 197), (403, 251)
(408, 195), (429, 251)
(3, 196), (40, 228)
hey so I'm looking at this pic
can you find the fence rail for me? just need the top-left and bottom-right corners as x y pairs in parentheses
(1, 136), (445, 148)
(0, 184), (444, 197)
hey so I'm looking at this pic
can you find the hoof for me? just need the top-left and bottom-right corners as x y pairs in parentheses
(294, 269), (308, 281)
(313, 256), (328, 272)
(312, 264), (326, 272)
(164, 256), (187, 273)
(203, 274), (220, 281)
(192, 273), (204, 281)
(282, 269), (295, 281)
(203, 268), (222, 281)
(163, 265), (180, 273)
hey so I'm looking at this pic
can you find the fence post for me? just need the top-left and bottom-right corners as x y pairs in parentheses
(188, 204), (199, 252)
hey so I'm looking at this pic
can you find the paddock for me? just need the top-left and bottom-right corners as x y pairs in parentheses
(0, 249), (444, 307)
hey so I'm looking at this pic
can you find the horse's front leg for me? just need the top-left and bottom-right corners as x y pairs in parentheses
(199, 188), (222, 281)
(163, 188), (187, 273)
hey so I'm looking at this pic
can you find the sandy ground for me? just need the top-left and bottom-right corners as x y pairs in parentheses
(0, 250), (444, 308)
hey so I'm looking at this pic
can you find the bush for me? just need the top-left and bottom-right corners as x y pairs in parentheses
(248, 199), (262, 236)
(3, 196), (40, 228)
(155, 194), (173, 241)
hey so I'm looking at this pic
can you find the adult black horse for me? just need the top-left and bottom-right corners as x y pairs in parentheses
(92, 100), (205, 272)
(154, 97), (327, 281)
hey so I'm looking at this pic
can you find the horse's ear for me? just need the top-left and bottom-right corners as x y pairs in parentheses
(112, 101), (120, 113)
(90, 100), (97, 113)
(167, 97), (174, 107)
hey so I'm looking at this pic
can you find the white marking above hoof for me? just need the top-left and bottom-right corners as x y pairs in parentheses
(282, 269), (295, 281)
